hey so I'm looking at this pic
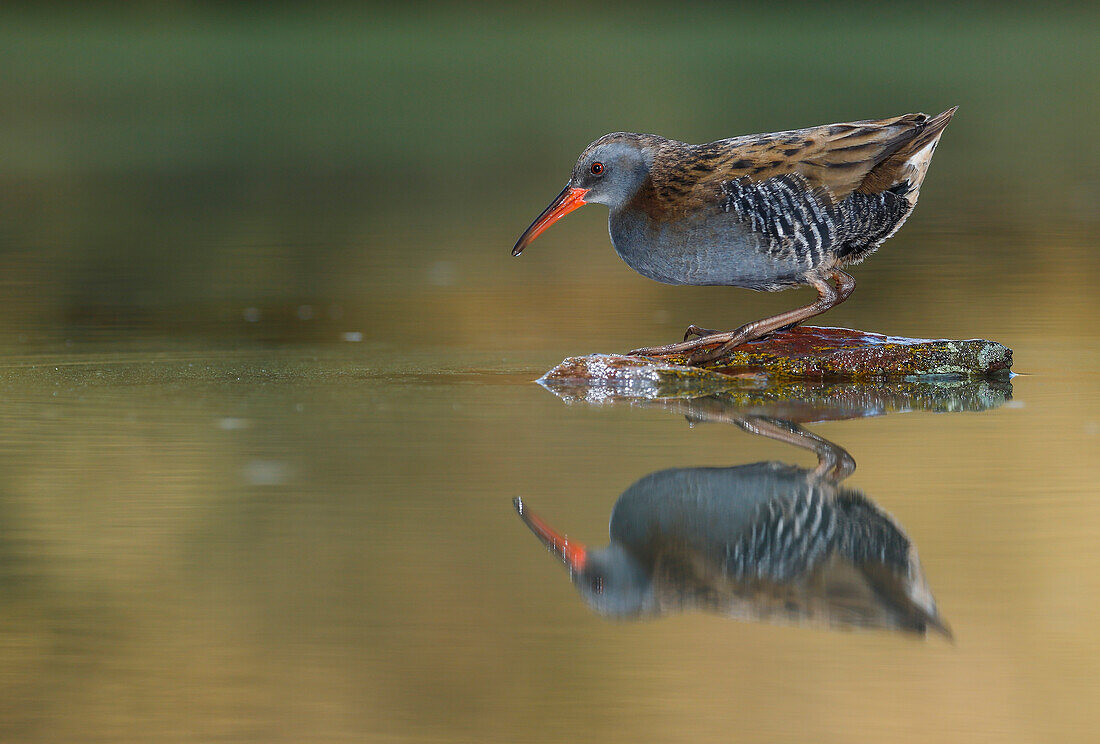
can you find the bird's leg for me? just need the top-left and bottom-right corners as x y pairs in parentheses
(637, 398), (857, 480)
(759, 270), (855, 337)
(733, 415), (856, 482)
(833, 268), (856, 302)
(685, 270), (856, 364)
(630, 270), (856, 363)
(686, 270), (856, 364)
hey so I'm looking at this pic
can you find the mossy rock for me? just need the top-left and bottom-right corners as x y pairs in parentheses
(544, 326), (1012, 388)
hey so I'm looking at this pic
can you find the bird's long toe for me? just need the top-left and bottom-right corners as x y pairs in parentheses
(683, 331), (762, 365)
(683, 345), (730, 365)
(628, 336), (717, 357)
(634, 327), (766, 365)
(683, 324), (720, 341)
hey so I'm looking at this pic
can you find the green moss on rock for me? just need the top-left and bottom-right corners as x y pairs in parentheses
(639, 326), (1011, 380)
(541, 326), (1013, 390)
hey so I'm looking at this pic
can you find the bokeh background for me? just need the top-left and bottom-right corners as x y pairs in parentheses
(0, 3), (1097, 743)
(0, 2), (1095, 353)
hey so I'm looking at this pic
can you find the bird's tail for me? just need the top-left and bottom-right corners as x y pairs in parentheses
(908, 106), (958, 153)
(862, 106), (957, 199)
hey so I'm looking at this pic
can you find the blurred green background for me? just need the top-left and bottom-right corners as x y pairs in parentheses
(0, 4), (1098, 744)
(0, 2), (1095, 354)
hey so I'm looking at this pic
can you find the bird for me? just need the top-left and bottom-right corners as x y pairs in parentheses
(512, 108), (957, 365)
(513, 433), (950, 636)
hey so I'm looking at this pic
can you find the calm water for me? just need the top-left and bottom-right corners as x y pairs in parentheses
(1, 5), (1099, 743)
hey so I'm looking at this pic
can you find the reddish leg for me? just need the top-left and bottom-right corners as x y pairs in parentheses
(631, 270), (856, 365)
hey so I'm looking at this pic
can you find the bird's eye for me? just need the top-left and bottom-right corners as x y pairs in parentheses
(590, 162), (604, 175)
(591, 576), (604, 594)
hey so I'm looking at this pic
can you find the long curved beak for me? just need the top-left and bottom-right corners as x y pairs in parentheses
(511, 186), (589, 256)
(513, 497), (587, 572)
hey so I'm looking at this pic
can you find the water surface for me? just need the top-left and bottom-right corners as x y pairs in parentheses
(0, 5), (1098, 743)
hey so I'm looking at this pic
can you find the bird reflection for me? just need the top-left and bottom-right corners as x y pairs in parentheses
(515, 401), (951, 637)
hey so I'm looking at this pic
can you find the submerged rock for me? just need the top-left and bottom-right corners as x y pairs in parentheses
(539, 354), (752, 400)
(541, 362), (1011, 415)
(544, 326), (1012, 385)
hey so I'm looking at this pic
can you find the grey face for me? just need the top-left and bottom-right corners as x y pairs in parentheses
(511, 133), (657, 257)
(570, 139), (652, 210)
(571, 545), (657, 618)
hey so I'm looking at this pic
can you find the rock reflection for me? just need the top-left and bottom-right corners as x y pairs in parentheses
(514, 383), (987, 637)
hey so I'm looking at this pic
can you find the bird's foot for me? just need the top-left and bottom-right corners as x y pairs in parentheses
(683, 324), (720, 341)
(629, 335), (720, 359)
(681, 338), (750, 365)
(630, 328), (763, 366)
(742, 321), (799, 345)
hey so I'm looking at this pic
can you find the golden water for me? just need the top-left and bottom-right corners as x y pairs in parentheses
(0, 5), (1097, 742)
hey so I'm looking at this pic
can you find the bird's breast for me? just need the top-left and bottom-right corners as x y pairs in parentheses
(608, 209), (810, 290)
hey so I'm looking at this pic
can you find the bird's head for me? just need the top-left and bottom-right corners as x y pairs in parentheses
(571, 544), (656, 618)
(512, 133), (656, 256)
(513, 497), (656, 618)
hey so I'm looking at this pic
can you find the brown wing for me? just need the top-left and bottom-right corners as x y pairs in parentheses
(641, 110), (956, 218)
